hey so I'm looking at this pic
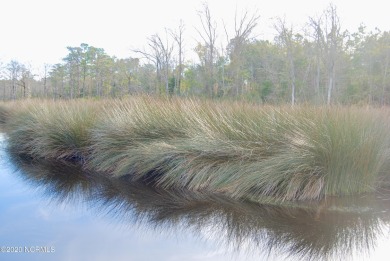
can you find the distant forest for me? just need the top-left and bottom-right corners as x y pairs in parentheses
(1, 3), (389, 105)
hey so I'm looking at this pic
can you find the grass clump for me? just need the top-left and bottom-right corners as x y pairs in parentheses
(89, 99), (390, 202)
(88, 98), (193, 176)
(0, 103), (12, 128)
(6, 100), (99, 161)
(3, 97), (390, 202)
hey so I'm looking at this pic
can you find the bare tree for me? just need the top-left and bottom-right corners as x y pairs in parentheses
(381, 41), (390, 105)
(196, 3), (217, 97)
(151, 32), (174, 95)
(170, 20), (185, 95)
(323, 4), (342, 105)
(134, 40), (162, 94)
(225, 9), (260, 96)
(308, 15), (325, 102)
(134, 32), (174, 95)
(274, 17), (297, 106)
(228, 9), (260, 55)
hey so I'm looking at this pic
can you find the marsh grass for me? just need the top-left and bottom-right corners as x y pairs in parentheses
(4, 97), (390, 202)
(0, 104), (11, 124)
(6, 100), (100, 161)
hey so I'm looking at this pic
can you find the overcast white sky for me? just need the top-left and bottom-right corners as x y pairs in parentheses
(1, 0), (389, 74)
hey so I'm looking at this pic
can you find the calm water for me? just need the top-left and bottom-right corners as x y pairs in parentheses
(0, 134), (390, 261)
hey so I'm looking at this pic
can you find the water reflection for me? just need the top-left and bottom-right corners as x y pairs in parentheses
(9, 153), (390, 261)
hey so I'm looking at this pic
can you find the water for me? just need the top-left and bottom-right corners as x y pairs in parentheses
(0, 133), (390, 261)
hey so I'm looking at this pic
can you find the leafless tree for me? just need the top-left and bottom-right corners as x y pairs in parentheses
(170, 20), (185, 95)
(196, 3), (217, 97)
(323, 4), (342, 105)
(225, 9), (260, 96)
(308, 15), (325, 102)
(381, 44), (389, 105)
(228, 9), (260, 56)
(134, 32), (174, 95)
(274, 17), (297, 106)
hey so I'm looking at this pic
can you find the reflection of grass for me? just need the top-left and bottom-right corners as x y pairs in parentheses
(3, 98), (390, 202)
(11, 154), (390, 261)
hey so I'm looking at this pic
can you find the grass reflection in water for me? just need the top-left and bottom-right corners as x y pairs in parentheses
(10, 153), (390, 261)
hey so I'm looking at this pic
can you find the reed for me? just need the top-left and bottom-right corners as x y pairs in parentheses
(4, 97), (390, 202)
(6, 99), (100, 161)
(0, 104), (10, 124)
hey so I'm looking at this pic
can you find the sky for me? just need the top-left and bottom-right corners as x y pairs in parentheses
(1, 0), (389, 76)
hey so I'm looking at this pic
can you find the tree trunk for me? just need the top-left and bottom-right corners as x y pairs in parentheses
(327, 62), (334, 105)
(165, 63), (169, 95)
(177, 54), (182, 95)
(25, 79), (31, 99)
(286, 41), (296, 106)
(381, 50), (389, 105)
(11, 78), (16, 100)
(315, 56), (321, 103)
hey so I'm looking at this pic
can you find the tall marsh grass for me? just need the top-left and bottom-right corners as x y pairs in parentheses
(3, 97), (390, 202)
(0, 104), (10, 124)
(5, 100), (99, 161)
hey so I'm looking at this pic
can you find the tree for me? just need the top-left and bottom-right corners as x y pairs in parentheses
(115, 58), (140, 95)
(19, 65), (33, 98)
(274, 18), (297, 105)
(6, 60), (23, 100)
(134, 32), (174, 95)
(196, 3), (217, 97)
(63, 46), (82, 98)
(308, 15), (326, 103)
(323, 4), (343, 105)
(91, 49), (114, 97)
(0, 60), (5, 100)
(225, 9), (260, 96)
(348, 28), (390, 105)
(379, 32), (390, 105)
(3, 4), (390, 105)
(170, 20), (185, 95)
(50, 63), (66, 99)
(153, 32), (174, 95)
(40, 64), (51, 98)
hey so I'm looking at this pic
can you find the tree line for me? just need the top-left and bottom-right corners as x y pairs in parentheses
(1, 3), (389, 105)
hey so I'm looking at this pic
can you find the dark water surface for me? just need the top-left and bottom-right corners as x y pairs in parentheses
(0, 134), (390, 261)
